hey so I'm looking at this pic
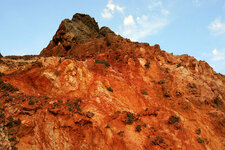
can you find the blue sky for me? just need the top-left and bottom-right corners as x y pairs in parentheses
(0, 0), (225, 74)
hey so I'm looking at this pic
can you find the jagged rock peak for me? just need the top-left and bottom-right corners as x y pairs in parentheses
(70, 13), (115, 36)
(72, 13), (100, 33)
(40, 13), (118, 57)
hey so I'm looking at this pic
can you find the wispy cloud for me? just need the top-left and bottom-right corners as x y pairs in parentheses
(201, 48), (225, 74)
(193, 0), (202, 7)
(121, 15), (168, 41)
(120, 0), (170, 41)
(148, 0), (170, 15)
(123, 15), (135, 26)
(209, 17), (225, 35)
(102, 9), (113, 19)
(211, 48), (225, 61)
(101, 0), (124, 19)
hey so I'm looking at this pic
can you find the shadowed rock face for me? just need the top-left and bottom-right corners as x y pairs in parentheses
(40, 13), (116, 58)
(0, 13), (225, 150)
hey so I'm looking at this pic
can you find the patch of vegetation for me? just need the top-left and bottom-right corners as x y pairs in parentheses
(105, 124), (110, 128)
(196, 128), (201, 135)
(65, 98), (82, 112)
(95, 59), (102, 63)
(152, 136), (164, 145)
(151, 126), (158, 132)
(168, 116), (179, 124)
(86, 111), (94, 118)
(95, 59), (110, 67)
(188, 83), (196, 89)
(103, 61), (110, 67)
(8, 137), (16, 142)
(144, 62), (150, 68)
(177, 63), (182, 67)
(0, 81), (19, 93)
(117, 131), (124, 135)
(158, 80), (165, 84)
(57, 99), (63, 103)
(51, 102), (58, 109)
(28, 99), (35, 105)
(197, 137), (205, 143)
(7, 116), (14, 128)
(112, 111), (121, 119)
(35, 61), (43, 67)
(141, 90), (148, 95)
(136, 125), (142, 132)
(213, 97), (223, 107)
(123, 111), (135, 125)
(107, 87), (114, 92)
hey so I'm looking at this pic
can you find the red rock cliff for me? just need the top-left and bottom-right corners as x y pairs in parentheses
(0, 13), (224, 150)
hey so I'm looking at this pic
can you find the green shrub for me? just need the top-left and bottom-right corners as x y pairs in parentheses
(103, 61), (110, 67)
(124, 111), (135, 125)
(168, 116), (179, 124)
(158, 80), (165, 84)
(28, 99), (35, 105)
(144, 62), (150, 68)
(177, 63), (182, 67)
(196, 128), (201, 135)
(107, 87), (114, 92)
(105, 124), (110, 128)
(197, 137), (205, 143)
(86, 111), (94, 118)
(0, 81), (19, 93)
(8, 137), (16, 142)
(65, 99), (81, 112)
(95, 59), (102, 63)
(152, 136), (164, 145)
(136, 125), (142, 132)
(141, 90), (148, 95)
(117, 131), (124, 135)
(95, 59), (110, 67)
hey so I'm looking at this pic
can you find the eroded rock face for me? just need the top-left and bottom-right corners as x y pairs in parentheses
(40, 13), (116, 58)
(0, 13), (225, 150)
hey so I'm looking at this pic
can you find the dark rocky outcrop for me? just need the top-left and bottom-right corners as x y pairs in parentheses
(40, 13), (117, 58)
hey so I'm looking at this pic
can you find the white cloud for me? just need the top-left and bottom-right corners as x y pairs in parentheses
(101, 0), (124, 19)
(148, 1), (162, 10)
(209, 18), (225, 35)
(212, 48), (218, 55)
(120, 1), (170, 41)
(123, 15), (135, 26)
(121, 15), (168, 41)
(148, 0), (170, 16)
(211, 48), (225, 61)
(107, 0), (116, 11)
(201, 48), (225, 74)
(107, 0), (124, 12)
(101, 9), (113, 19)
